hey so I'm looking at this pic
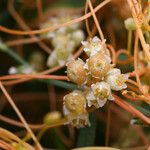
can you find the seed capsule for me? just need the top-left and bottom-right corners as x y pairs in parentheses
(67, 59), (86, 85)
(87, 53), (111, 79)
(63, 90), (90, 128)
(63, 90), (86, 115)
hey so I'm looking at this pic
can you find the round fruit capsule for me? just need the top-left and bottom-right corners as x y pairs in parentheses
(67, 59), (86, 85)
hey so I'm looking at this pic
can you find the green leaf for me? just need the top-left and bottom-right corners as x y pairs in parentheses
(0, 42), (29, 66)
(44, 79), (83, 91)
(76, 112), (96, 147)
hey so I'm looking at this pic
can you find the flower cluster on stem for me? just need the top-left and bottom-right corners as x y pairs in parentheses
(63, 36), (129, 127)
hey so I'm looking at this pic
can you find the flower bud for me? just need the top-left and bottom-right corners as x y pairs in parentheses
(124, 18), (136, 30)
(43, 111), (61, 125)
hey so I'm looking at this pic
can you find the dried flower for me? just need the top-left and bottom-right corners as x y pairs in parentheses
(67, 59), (86, 85)
(105, 68), (129, 91)
(86, 81), (114, 108)
(63, 90), (90, 127)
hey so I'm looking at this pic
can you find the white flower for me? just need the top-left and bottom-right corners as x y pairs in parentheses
(56, 47), (73, 66)
(40, 17), (59, 39)
(81, 36), (106, 57)
(66, 40), (76, 53)
(47, 51), (58, 68)
(105, 68), (129, 91)
(51, 34), (70, 48)
(8, 66), (17, 74)
(71, 30), (85, 45)
(86, 82), (114, 108)
(21, 66), (33, 74)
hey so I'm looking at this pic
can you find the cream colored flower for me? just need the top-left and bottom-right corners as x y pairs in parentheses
(47, 51), (58, 68)
(105, 68), (129, 91)
(51, 34), (70, 48)
(8, 66), (34, 74)
(55, 47), (71, 66)
(63, 90), (90, 127)
(71, 30), (85, 45)
(81, 36), (106, 57)
(86, 53), (111, 79)
(86, 82), (114, 108)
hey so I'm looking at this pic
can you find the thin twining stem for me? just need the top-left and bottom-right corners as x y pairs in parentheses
(88, 0), (105, 41)
(0, 82), (43, 150)
(0, 0), (110, 35)
(0, 74), (68, 81)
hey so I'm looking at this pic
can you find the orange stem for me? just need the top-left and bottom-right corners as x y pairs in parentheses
(0, 74), (68, 81)
(113, 94), (150, 125)
(0, 0), (110, 35)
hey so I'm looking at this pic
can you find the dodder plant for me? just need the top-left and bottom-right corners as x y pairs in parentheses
(0, 0), (149, 149)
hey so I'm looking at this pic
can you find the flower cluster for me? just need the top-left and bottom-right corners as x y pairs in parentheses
(8, 65), (34, 75)
(8, 51), (44, 75)
(41, 14), (85, 67)
(63, 36), (129, 127)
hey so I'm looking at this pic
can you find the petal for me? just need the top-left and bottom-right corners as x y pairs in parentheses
(97, 99), (107, 107)
(81, 41), (88, 46)
(124, 73), (129, 80)
(92, 36), (100, 42)
(122, 83), (127, 89)
(108, 94), (114, 101)
(63, 105), (70, 115)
